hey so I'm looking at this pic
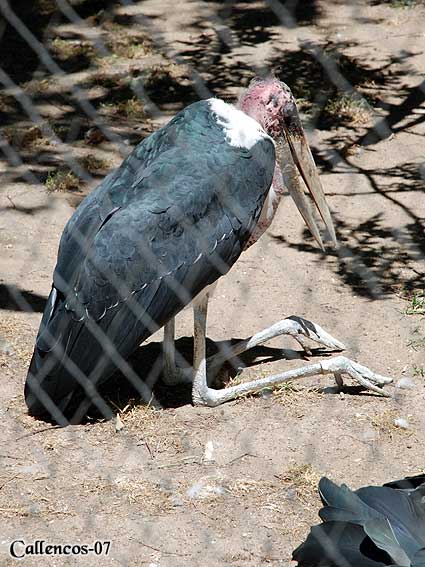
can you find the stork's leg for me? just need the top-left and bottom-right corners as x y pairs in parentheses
(162, 318), (192, 385)
(191, 293), (211, 405)
(206, 315), (346, 370)
(191, 306), (393, 406)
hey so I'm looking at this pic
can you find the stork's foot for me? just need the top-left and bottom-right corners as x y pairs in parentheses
(207, 315), (345, 370)
(192, 355), (393, 407)
(284, 316), (346, 355)
(322, 356), (392, 395)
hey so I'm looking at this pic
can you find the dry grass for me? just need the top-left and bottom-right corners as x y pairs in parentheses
(0, 474), (76, 520)
(50, 38), (94, 61)
(143, 63), (188, 87)
(1, 125), (44, 149)
(120, 97), (145, 118)
(112, 476), (175, 509)
(325, 94), (372, 126)
(81, 475), (177, 513)
(100, 97), (145, 119)
(407, 331), (425, 351)
(369, 409), (413, 438)
(45, 169), (81, 193)
(78, 153), (110, 174)
(413, 365), (425, 378)
(107, 35), (151, 60)
(0, 92), (17, 113)
(0, 316), (35, 365)
(273, 381), (303, 397)
(276, 463), (323, 514)
(123, 406), (190, 458)
(36, 0), (57, 15)
(405, 290), (425, 315)
(101, 21), (152, 60)
(224, 368), (323, 410)
(274, 385), (323, 418)
(118, 401), (159, 426)
(23, 78), (51, 95)
(279, 464), (322, 494)
(227, 478), (273, 498)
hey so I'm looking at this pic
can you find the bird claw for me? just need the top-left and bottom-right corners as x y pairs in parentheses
(287, 316), (346, 352)
(292, 334), (313, 355)
(321, 356), (393, 397)
(286, 320), (393, 396)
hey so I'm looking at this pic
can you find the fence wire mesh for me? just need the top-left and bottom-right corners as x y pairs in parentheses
(0, 0), (424, 565)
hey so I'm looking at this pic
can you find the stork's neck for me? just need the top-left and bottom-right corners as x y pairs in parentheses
(243, 163), (285, 250)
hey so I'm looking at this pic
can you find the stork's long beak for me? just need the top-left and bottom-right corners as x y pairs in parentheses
(276, 103), (337, 251)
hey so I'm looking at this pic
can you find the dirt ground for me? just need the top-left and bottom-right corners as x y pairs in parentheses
(0, 0), (424, 565)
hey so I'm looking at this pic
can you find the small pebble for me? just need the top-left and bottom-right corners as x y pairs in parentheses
(115, 414), (124, 432)
(394, 418), (409, 429)
(186, 479), (226, 499)
(204, 440), (214, 462)
(261, 388), (273, 399)
(396, 377), (415, 390)
(285, 488), (297, 500)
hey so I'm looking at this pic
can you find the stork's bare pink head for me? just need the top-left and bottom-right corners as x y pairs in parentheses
(238, 75), (336, 250)
(237, 76), (297, 138)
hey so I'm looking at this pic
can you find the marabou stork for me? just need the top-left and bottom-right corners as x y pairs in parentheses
(25, 77), (392, 424)
(293, 474), (425, 566)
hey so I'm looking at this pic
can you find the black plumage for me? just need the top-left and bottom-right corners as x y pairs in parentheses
(25, 100), (275, 422)
(292, 474), (425, 567)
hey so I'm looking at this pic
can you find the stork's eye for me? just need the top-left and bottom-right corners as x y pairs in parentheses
(268, 94), (280, 108)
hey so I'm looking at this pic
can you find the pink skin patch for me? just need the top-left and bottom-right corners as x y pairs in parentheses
(236, 77), (293, 138)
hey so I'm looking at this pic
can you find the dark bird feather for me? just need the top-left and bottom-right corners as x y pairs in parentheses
(24, 100), (275, 424)
(292, 474), (425, 567)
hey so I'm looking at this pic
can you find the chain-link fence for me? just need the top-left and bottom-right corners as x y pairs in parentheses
(1, 0), (424, 565)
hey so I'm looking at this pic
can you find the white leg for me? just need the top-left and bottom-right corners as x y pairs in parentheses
(207, 315), (346, 370)
(162, 317), (192, 385)
(193, 354), (393, 406)
(191, 307), (393, 406)
(191, 293), (210, 405)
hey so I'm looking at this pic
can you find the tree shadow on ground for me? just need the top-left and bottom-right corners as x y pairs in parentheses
(0, 0), (199, 191)
(203, 0), (321, 30)
(270, 200), (425, 299)
(176, 16), (411, 130)
(370, 0), (422, 6)
(357, 79), (425, 146)
(0, 0), (420, 196)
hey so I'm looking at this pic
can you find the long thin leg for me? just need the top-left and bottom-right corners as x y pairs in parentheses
(191, 293), (210, 405)
(207, 315), (346, 370)
(194, 355), (393, 406)
(162, 317), (192, 385)
(164, 314), (345, 384)
(162, 318), (176, 383)
(191, 305), (393, 406)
